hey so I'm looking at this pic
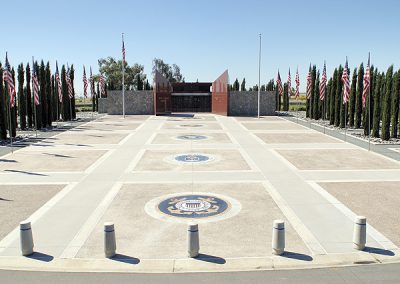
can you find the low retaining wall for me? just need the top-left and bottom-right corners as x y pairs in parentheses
(228, 91), (276, 116)
(105, 91), (154, 115)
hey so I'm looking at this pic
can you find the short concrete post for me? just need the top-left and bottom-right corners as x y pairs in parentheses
(20, 221), (34, 256)
(353, 216), (366, 250)
(188, 222), (199, 258)
(104, 222), (116, 258)
(272, 220), (285, 255)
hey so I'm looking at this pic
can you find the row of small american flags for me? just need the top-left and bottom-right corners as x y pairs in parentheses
(276, 55), (371, 108)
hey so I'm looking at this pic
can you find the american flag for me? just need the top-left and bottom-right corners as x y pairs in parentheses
(66, 67), (73, 99)
(320, 62), (327, 101)
(55, 62), (63, 103)
(32, 63), (40, 106)
(3, 53), (16, 107)
(276, 71), (283, 96)
(295, 68), (300, 99)
(341, 58), (350, 104)
(362, 54), (370, 108)
(287, 68), (291, 96)
(83, 66), (88, 98)
(100, 75), (105, 97)
(306, 64), (312, 99)
(90, 67), (94, 97)
(122, 36), (126, 65)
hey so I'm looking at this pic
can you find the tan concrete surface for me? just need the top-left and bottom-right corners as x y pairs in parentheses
(165, 115), (217, 122)
(151, 133), (232, 145)
(235, 116), (285, 122)
(74, 122), (141, 131)
(0, 184), (64, 240)
(277, 149), (400, 170)
(0, 150), (107, 172)
(242, 122), (308, 131)
(161, 122), (223, 130)
(77, 183), (309, 259)
(50, 132), (127, 144)
(255, 133), (341, 144)
(318, 181), (400, 247)
(133, 150), (251, 171)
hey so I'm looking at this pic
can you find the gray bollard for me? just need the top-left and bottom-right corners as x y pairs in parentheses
(20, 221), (34, 256)
(104, 222), (116, 258)
(272, 220), (285, 255)
(353, 216), (366, 250)
(188, 222), (199, 258)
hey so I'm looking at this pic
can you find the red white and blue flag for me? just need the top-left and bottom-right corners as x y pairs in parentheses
(83, 66), (88, 98)
(55, 62), (63, 103)
(287, 68), (291, 96)
(341, 58), (350, 104)
(306, 64), (312, 99)
(66, 66), (73, 99)
(3, 53), (16, 107)
(276, 71), (283, 96)
(320, 62), (327, 101)
(32, 63), (40, 106)
(100, 75), (105, 97)
(89, 67), (94, 97)
(295, 68), (300, 99)
(362, 54), (371, 108)
(122, 37), (126, 65)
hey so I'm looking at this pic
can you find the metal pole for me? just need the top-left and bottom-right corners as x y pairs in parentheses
(368, 53), (371, 151)
(32, 57), (38, 137)
(323, 98), (326, 134)
(257, 33), (261, 119)
(344, 102), (347, 141)
(122, 33), (125, 118)
(8, 100), (13, 153)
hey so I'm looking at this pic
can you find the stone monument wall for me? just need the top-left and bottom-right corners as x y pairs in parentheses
(228, 91), (276, 116)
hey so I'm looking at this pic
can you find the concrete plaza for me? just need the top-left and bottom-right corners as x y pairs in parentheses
(1, 114), (400, 272)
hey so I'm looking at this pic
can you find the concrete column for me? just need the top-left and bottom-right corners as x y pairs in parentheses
(188, 222), (199, 258)
(20, 221), (34, 256)
(353, 216), (366, 250)
(272, 220), (285, 255)
(104, 222), (116, 258)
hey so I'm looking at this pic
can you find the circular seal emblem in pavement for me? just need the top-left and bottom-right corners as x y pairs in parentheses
(176, 134), (209, 141)
(145, 192), (241, 223)
(158, 194), (228, 218)
(175, 154), (211, 163)
(177, 124), (205, 128)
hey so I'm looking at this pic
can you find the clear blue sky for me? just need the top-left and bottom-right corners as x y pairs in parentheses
(2, 0), (400, 96)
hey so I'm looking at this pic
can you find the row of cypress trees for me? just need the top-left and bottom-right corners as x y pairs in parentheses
(305, 63), (400, 140)
(0, 61), (79, 140)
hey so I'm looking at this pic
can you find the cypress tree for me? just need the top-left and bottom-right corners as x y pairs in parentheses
(335, 66), (343, 127)
(372, 73), (382, 138)
(348, 68), (357, 127)
(241, 78), (246, 91)
(26, 63), (33, 128)
(309, 65), (316, 118)
(306, 65), (311, 118)
(283, 83), (288, 111)
(381, 66), (393, 140)
(390, 70), (400, 138)
(11, 68), (17, 137)
(18, 63), (26, 130)
(39, 61), (47, 127)
(363, 66), (374, 136)
(70, 65), (76, 119)
(45, 62), (52, 126)
(313, 71), (320, 120)
(355, 64), (364, 128)
(0, 64), (7, 140)
(329, 69), (338, 125)
(61, 65), (69, 120)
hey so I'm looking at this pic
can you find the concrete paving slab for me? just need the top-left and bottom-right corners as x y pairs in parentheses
(75, 122), (142, 131)
(0, 184), (64, 240)
(277, 149), (400, 170)
(255, 133), (341, 144)
(0, 150), (107, 172)
(242, 122), (308, 131)
(50, 133), (127, 145)
(319, 181), (400, 247)
(77, 183), (309, 259)
(234, 116), (285, 122)
(161, 122), (223, 130)
(151, 133), (232, 145)
(133, 150), (251, 171)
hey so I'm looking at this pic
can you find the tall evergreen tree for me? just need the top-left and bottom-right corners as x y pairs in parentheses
(335, 66), (343, 127)
(348, 68), (357, 127)
(240, 78), (246, 91)
(61, 65), (69, 121)
(283, 83), (288, 111)
(313, 71), (320, 119)
(18, 64), (26, 130)
(70, 65), (76, 120)
(0, 64), (6, 140)
(326, 78), (332, 120)
(372, 73), (383, 138)
(39, 61), (47, 127)
(329, 69), (338, 125)
(381, 66), (393, 140)
(45, 62), (52, 126)
(26, 63), (33, 128)
(11, 68), (17, 137)
(391, 70), (400, 138)
(355, 64), (364, 128)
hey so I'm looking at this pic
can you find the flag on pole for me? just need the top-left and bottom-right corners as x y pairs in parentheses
(306, 64), (312, 99)
(122, 37), (126, 65)
(32, 63), (40, 106)
(320, 62), (327, 101)
(362, 54), (371, 108)
(66, 67), (73, 99)
(341, 58), (350, 104)
(295, 68), (300, 99)
(276, 71), (283, 96)
(55, 62), (63, 103)
(83, 66), (88, 98)
(89, 67), (94, 97)
(3, 53), (16, 107)
(100, 75), (105, 96)
(287, 68), (291, 97)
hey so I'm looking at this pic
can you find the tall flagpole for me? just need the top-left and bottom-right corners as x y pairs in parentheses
(32, 57), (38, 137)
(122, 33), (125, 118)
(257, 33), (261, 119)
(368, 52), (371, 151)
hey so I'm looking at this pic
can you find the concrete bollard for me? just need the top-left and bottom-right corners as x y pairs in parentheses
(104, 222), (116, 258)
(188, 222), (199, 258)
(272, 220), (285, 255)
(353, 216), (367, 250)
(20, 221), (34, 256)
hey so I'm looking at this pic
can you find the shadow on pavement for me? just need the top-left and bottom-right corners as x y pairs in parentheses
(194, 253), (226, 264)
(110, 254), (140, 265)
(281, 251), (313, 261)
(4, 170), (48, 176)
(0, 159), (17, 163)
(26, 252), (54, 262)
(365, 246), (395, 256)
